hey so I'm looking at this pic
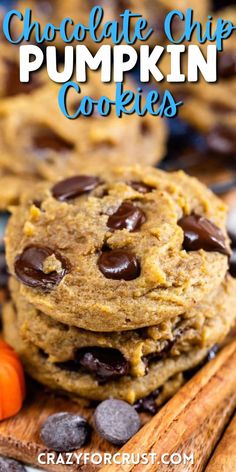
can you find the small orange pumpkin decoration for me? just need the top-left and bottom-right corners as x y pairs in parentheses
(0, 340), (25, 421)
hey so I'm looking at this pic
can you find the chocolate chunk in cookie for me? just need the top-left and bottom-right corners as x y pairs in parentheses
(129, 181), (155, 194)
(32, 126), (74, 154)
(206, 125), (236, 157)
(134, 388), (160, 415)
(15, 245), (70, 290)
(179, 214), (229, 256)
(98, 249), (140, 280)
(52, 176), (101, 201)
(218, 50), (236, 79)
(107, 202), (146, 232)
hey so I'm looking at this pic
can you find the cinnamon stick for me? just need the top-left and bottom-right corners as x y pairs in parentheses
(100, 340), (236, 472)
(205, 413), (236, 472)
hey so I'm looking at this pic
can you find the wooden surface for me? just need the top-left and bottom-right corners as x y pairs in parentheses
(0, 342), (236, 471)
(0, 381), (116, 472)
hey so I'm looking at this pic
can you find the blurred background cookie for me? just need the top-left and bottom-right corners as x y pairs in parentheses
(0, 76), (167, 209)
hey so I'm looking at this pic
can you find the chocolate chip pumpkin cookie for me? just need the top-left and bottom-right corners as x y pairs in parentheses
(9, 275), (236, 379)
(2, 299), (213, 404)
(0, 78), (166, 210)
(5, 166), (230, 332)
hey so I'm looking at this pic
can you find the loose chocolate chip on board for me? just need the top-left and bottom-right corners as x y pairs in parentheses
(52, 175), (101, 201)
(98, 249), (140, 280)
(206, 125), (236, 157)
(178, 214), (229, 256)
(107, 202), (146, 232)
(218, 51), (236, 78)
(40, 412), (91, 452)
(129, 181), (155, 194)
(77, 347), (129, 381)
(0, 456), (26, 471)
(94, 399), (141, 446)
(15, 245), (70, 290)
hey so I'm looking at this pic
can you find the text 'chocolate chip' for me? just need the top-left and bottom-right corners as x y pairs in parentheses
(107, 202), (146, 232)
(178, 214), (229, 256)
(15, 245), (70, 290)
(52, 175), (101, 201)
(94, 399), (140, 446)
(40, 412), (91, 452)
(98, 249), (140, 280)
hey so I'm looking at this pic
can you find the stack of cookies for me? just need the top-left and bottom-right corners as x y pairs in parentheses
(3, 166), (236, 411)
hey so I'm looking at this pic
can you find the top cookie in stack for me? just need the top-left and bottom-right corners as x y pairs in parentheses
(3, 166), (236, 407)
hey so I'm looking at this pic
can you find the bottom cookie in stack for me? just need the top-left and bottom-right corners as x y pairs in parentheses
(3, 275), (236, 412)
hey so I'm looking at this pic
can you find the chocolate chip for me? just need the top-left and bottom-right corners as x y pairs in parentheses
(57, 348), (129, 381)
(52, 175), (101, 201)
(143, 340), (176, 372)
(98, 249), (140, 280)
(32, 200), (42, 209)
(94, 399), (140, 446)
(213, 0), (235, 10)
(14, 245), (70, 290)
(206, 125), (236, 157)
(227, 209), (236, 247)
(0, 252), (8, 288)
(40, 412), (91, 452)
(230, 252), (236, 278)
(32, 126), (74, 153)
(77, 347), (129, 381)
(134, 388), (160, 415)
(107, 202), (146, 232)
(4, 59), (41, 97)
(0, 456), (26, 471)
(207, 344), (219, 362)
(211, 101), (235, 114)
(218, 51), (236, 79)
(184, 344), (220, 380)
(178, 214), (229, 256)
(129, 181), (155, 194)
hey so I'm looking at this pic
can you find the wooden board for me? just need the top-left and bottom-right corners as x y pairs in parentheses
(0, 380), (117, 472)
(1, 340), (236, 472)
